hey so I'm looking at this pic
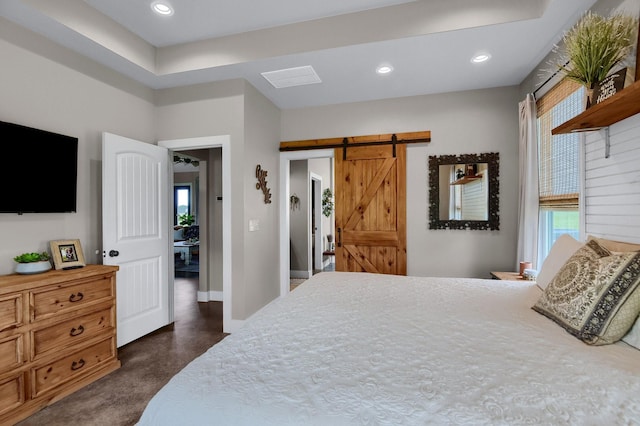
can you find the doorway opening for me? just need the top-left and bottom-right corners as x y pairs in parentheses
(173, 164), (200, 280)
(159, 136), (236, 333)
(279, 149), (335, 297)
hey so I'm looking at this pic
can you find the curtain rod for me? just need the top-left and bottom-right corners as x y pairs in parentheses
(533, 60), (569, 97)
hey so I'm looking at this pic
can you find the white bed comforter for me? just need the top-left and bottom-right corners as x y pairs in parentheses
(137, 272), (640, 425)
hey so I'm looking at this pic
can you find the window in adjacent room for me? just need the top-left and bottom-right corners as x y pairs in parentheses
(174, 184), (192, 226)
(536, 79), (584, 262)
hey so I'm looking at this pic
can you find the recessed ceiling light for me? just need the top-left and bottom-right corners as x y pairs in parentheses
(151, 1), (174, 16)
(471, 53), (491, 64)
(376, 65), (394, 75)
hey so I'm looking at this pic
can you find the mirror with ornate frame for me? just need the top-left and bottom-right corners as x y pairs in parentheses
(428, 152), (499, 230)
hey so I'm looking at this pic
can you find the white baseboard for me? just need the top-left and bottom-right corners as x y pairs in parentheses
(224, 318), (245, 334)
(290, 270), (311, 279)
(197, 290), (223, 302)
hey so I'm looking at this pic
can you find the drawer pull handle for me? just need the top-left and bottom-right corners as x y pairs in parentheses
(69, 325), (85, 337)
(71, 358), (85, 371)
(69, 292), (84, 302)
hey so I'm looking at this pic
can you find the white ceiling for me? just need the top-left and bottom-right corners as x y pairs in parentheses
(0, 0), (597, 109)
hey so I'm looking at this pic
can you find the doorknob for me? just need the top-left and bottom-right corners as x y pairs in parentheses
(108, 250), (119, 257)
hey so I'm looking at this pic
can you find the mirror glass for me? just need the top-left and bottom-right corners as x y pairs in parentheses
(429, 153), (499, 230)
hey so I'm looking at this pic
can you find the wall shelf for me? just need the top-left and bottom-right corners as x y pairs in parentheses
(451, 175), (481, 185)
(552, 79), (640, 135)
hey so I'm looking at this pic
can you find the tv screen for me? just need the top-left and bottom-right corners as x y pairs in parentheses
(0, 120), (78, 214)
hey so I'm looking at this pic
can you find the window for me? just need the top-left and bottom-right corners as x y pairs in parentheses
(174, 185), (192, 226)
(536, 80), (584, 262)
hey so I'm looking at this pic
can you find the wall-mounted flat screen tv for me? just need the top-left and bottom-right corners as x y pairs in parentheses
(0, 120), (78, 214)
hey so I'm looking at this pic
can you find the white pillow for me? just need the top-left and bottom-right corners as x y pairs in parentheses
(173, 227), (185, 241)
(624, 319), (640, 351)
(535, 234), (583, 290)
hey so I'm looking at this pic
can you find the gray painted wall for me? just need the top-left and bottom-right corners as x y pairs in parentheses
(1, 28), (281, 322)
(242, 82), (281, 317)
(281, 87), (521, 278)
(0, 31), (156, 275)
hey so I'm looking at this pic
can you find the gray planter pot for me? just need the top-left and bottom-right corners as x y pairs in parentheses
(15, 261), (52, 275)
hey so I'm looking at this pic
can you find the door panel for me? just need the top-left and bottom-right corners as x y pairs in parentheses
(335, 144), (406, 275)
(102, 132), (170, 347)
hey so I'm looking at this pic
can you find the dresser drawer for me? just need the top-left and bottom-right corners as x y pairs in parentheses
(0, 265), (119, 423)
(0, 335), (24, 374)
(0, 372), (25, 417)
(31, 308), (114, 359)
(32, 337), (115, 398)
(0, 294), (22, 332)
(31, 276), (114, 321)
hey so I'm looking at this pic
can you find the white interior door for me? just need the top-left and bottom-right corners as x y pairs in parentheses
(102, 132), (171, 347)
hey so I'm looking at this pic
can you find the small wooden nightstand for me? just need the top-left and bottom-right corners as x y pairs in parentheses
(490, 271), (532, 281)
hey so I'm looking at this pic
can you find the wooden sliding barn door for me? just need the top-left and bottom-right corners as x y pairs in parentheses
(335, 143), (406, 275)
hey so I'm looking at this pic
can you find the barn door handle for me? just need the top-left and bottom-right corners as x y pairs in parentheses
(337, 228), (342, 247)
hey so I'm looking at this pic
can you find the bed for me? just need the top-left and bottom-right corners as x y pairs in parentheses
(137, 236), (640, 425)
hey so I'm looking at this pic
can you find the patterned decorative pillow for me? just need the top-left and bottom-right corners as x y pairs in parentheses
(536, 234), (583, 290)
(532, 239), (640, 345)
(592, 236), (640, 253)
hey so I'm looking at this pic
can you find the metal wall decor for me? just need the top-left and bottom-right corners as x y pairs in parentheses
(428, 152), (500, 230)
(256, 164), (272, 204)
(290, 194), (300, 211)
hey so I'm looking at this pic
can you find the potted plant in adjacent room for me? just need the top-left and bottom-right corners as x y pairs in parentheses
(322, 188), (334, 218)
(13, 251), (52, 275)
(322, 189), (335, 251)
(554, 11), (638, 108)
(178, 213), (195, 226)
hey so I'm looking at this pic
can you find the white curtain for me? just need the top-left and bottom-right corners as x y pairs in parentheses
(517, 94), (539, 271)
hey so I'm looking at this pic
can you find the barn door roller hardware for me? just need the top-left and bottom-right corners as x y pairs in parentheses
(280, 131), (431, 157)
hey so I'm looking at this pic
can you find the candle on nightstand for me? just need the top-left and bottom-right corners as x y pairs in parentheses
(519, 261), (532, 276)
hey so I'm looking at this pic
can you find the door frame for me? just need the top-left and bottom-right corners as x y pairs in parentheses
(310, 173), (323, 272)
(159, 135), (234, 332)
(279, 149), (334, 297)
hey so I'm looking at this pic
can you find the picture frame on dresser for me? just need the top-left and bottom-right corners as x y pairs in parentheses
(50, 239), (86, 270)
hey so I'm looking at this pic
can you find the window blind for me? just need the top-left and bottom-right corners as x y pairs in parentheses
(536, 79), (584, 209)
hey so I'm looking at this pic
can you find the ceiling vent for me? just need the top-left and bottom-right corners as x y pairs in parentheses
(261, 65), (322, 89)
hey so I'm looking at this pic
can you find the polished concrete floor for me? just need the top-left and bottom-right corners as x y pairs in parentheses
(18, 276), (226, 426)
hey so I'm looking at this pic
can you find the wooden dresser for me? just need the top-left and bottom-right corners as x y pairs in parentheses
(0, 265), (120, 425)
